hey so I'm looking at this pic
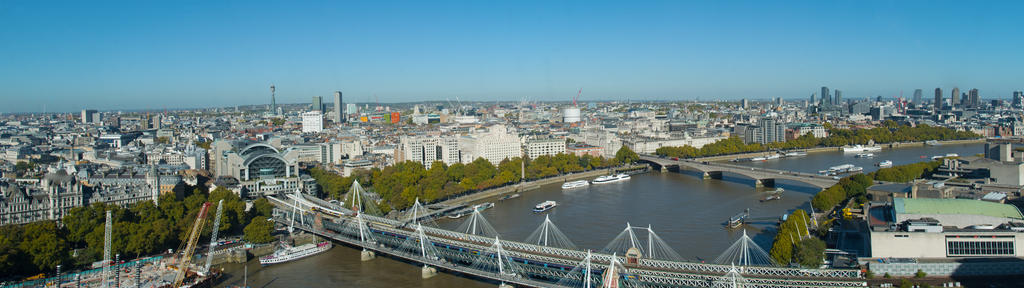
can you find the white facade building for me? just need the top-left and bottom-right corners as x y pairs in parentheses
(301, 111), (323, 133)
(398, 135), (461, 169)
(461, 125), (521, 165)
(526, 138), (566, 159)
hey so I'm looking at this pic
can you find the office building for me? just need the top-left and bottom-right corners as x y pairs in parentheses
(968, 88), (979, 108)
(333, 91), (344, 123)
(346, 103), (358, 115)
(741, 99), (749, 109)
(398, 135), (461, 169)
(912, 89), (923, 105)
(460, 125), (521, 165)
(81, 109), (98, 124)
(301, 111), (323, 133)
(312, 96), (324, 112)
(834, 90), (842, 106)
(810, 93), (817, 106)
(934, 88), (943, 110)
(526, 138), (566, 159)
(1013, 91), (1023, 108)
(821, 86), (831, 105)
(744, 118), (786, 144)
(951, 87), (960, 109)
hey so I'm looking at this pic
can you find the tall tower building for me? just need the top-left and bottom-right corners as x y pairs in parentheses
(834, 90), (842, 106)
(312, 96), (324, 112)
(333, 91), (344, 123)
(968, 88), (979, 108)
(821, 87), (830, 105)
(270, 85), (276, 114)
(912, 89), (923, 105)
(934, 88), (943, 110)
(810, 93), (817, 106)
(951, 87), (960, 108)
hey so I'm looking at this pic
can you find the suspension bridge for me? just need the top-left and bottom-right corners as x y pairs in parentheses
(267, 181), (865, 288)
(637, 155), (839, 189)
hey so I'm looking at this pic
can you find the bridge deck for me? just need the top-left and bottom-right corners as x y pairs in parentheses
(639, 155), (840, 188)
(269, 196), (865, 288)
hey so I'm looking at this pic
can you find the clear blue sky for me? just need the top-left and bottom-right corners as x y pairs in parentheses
(1, 0), (1022, 113)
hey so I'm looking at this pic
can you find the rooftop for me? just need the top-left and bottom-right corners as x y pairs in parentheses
(894, 198), (1024, 220)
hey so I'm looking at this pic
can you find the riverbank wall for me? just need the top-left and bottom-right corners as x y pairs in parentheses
(694, 138), (985, 162)
(436, 164), (648, 207)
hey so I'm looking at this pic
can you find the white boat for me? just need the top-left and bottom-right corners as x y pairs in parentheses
(533, 201), (557, 213)
(259, 241), (332, 265)
(855, 153), (875, 158)
(945, 153), (959, 158)
(750, 156), (767, 161)
(848, 166), (864, 172)
(842, 145), (882, 153)
(473, 202), (494, 212)
(765, 154), (781, 160)
(561, 180), (590, 189)
(925, 140), (941, 146)
(592, 174), (631, 184)
(877, 160), (893, 168)
(785, 151), (807, 157)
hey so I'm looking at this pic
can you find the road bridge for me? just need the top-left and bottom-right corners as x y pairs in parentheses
(268, 194), (866, 288)
(638, 155), (839, 189)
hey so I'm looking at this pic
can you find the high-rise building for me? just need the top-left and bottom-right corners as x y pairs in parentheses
(346, 103), (358, 115)
(810, 93), (817, 106)
(745, 118), (786, 144)
(312, 96), (324, 112)
(834, 90), (842, 106)
(951, 87), (960, 108)
(301, 111), (323, 133)
(333, 91), (344, 123)
(821, 87), (830, 105)
(741, 99), (749, 109)
(1013, 91), (1024, 108)
(912, 89), (923, 105)
(776, 97), (783, 106)
(81, 109), (98, 124)
(934, 88), (943, 110)
(270, 84), (276, 113)
(968, 88), (979, 108)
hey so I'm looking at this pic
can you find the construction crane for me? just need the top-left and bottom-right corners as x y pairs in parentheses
(173, 202), (211, 287)
(204, 200), (224, 274)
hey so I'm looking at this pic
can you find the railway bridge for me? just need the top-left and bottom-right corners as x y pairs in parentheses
(268, 191), (865, 288)
(638, 155), (839, 189)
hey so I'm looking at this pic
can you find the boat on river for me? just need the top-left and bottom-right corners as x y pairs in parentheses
(855, 153), (875, 158)
(877, 160), (893, 168)
(533, 201), (557, 213)
(842, 145), (882, 153)
(259, 241), (332, 266)
(499, 193), (520, 201)
(760, 188), (784, 202)
(561, 180), (590, 189)
(592, 174), (630, 184)
(473, 202), (494, 212)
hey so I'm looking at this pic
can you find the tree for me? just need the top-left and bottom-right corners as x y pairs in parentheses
(20, 221), (69, 272)
(615, 145), (639, 164)
(0, 225), (26, 275)
(244, 218), (275, 244)
(794, 238), (826, 268)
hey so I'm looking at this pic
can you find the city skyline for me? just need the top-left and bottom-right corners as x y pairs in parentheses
(2, 1), (1023, 113)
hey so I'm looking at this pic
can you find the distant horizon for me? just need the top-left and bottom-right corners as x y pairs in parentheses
(2, 1), (1022, 113)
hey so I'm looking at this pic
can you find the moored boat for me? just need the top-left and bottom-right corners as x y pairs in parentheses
(473, 202), (494, 212)
(533, 201), (557, 213)
(259, 241), (332, 266)
(499, 193), (520, 201)
(841, 145), (882, 153)
(592, 173), (630, 184)
(561, 180), (590, 189)
(877, 160), (893, 168)
(855, 153), (875, 158)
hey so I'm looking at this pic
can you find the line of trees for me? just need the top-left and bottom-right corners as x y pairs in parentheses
(655, 123), (979, 159)
(0, 186), (272, 279)
(310, 146), (640, 212)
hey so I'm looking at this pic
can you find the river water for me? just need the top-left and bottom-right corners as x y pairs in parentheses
(218, 143), (984, 288)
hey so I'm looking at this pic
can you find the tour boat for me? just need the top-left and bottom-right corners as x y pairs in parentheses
(259, 241), (332, 266)
(473, 202), (494, 212)
(561, 180), (590, 189)
(855, 153), (875, 158)
(848, 166), (864, 173)
(592, 174), (630, 184)
(877, 160), (893, 168)
(925, 140), (941, 146)
(533, 201), (557, 213)
(841, 145), (882, 153)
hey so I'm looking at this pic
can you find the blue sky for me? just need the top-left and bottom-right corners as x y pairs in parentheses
(1, 0), (1021, 113)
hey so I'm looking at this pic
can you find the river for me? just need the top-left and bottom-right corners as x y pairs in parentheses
(218, 143), (984, 288)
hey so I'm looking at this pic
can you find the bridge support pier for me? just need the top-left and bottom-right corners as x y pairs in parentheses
(421, 265), (437, 279)
(754, 178), (775, 188)
(702, 171), (723, 180)
(360, 249), (376, 261)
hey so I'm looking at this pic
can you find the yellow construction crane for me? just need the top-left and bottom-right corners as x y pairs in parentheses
(173, 202), (211, 287)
